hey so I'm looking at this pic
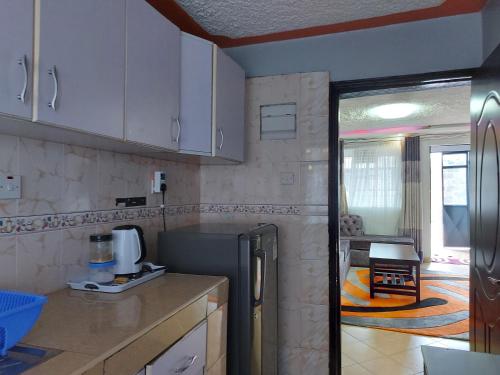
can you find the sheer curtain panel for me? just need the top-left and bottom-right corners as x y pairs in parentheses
(344, 140), (403, 235)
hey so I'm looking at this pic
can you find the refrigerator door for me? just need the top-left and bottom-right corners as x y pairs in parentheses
(250, 224), (278, 375)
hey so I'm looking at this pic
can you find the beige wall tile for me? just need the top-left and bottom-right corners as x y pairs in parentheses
(300, 161), (328, 205)
(97, 150), (129, 210)
(299, 72), (330, 117)
(300, 216), (329, 260)
(61, 226), (95, 283)
(0, 135), (19, 217)
(18, 138), (64, 215)
(0, 235), (17, 289)
(299, 116), (329, 162)
(300, 304), (329, 351)
(62, 145), (98, 212)
(17, 231), (64, 294)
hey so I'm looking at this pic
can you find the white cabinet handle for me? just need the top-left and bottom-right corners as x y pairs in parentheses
(174, 355), (198, 374)
(176, 118), (181, 143)
(218, 127), (224, 151)
(48, 66), (58, 110)
(17, 55), (28, 103)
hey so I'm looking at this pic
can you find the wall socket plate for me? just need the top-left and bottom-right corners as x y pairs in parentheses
(280, 172), (295, 185)
(152, 171), (167, 193)
(0, 175), (21, 199)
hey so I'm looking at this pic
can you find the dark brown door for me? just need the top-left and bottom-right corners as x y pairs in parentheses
(470, 43), (500, 354)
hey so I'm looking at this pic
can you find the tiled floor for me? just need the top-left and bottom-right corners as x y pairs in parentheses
(341, 324), (470, 375)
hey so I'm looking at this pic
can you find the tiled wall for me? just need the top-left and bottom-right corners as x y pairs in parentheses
(0, 135), (200, 294)
(200, 72), (330, 375)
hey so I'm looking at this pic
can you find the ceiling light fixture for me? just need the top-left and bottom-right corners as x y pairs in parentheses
(369, 103), (419, 119)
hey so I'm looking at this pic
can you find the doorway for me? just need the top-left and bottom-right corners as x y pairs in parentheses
(329, 69), (476, 375)
(430, 146), (470, 266)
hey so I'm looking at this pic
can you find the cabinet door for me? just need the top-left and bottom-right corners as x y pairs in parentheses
(213, 48), (245, 162)
(179, 33), (213, 155)
(0, 0), (33, 119)
(36, 0), (125, 139)
(125, 0), (180, 151)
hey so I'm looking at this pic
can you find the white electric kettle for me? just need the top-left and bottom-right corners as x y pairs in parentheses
(112, 225), (147, 275)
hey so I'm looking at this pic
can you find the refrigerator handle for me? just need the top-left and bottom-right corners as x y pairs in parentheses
(253, 249), (267, 307)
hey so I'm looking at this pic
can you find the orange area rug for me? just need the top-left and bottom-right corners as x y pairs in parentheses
(341, 267), (469, 340)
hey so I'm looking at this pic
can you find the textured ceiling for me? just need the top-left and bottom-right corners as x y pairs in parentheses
(339, 85), (471, 138)
(174, 0), (445, 38)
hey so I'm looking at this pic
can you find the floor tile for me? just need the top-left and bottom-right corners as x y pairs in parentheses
(342, 331), (359, 346)
(342, 364), (372, 375)
(341, 341), (383, 362)
(390, 348), (424, 373)
(359, 357), (414, 375)
(364, 334), (438, 355)
(342, 352), (357, 367)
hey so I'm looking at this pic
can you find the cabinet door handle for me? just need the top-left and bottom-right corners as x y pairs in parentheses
(176, 118), (181, 143)
(218, 127), (224, 151)
(17, 55), (28, 103)
(174, 355), (198, 373)
(48, 66), (58, 110)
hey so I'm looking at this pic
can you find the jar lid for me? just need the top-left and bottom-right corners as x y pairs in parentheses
(88, 260), (116, 269)
(90, 234), (112, 242)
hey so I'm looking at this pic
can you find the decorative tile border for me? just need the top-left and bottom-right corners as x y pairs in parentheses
(0, 204), (200, 236)
(0, 203), (328, 236)
(200, 204), (302, 215)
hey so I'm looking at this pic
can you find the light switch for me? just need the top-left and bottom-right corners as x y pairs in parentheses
(0, 175), (21, 199)
(280, 172), (295, 185)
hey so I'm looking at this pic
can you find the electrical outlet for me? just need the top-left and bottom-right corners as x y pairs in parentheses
(152, 171), (167, 193)
(280, 172), (295, 186)
(0, 175), (21, 199)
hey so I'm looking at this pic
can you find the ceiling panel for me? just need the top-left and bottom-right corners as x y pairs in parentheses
(174, 0), (444, 38)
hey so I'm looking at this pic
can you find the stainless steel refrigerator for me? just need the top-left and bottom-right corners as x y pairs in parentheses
(157, 223), (278, 375)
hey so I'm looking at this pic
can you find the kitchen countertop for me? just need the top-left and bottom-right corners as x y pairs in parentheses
(20, 273), (228, 375)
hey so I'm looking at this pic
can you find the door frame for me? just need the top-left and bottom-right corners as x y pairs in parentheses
(328, 68), (476, 375)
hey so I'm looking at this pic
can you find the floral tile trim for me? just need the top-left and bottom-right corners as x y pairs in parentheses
(200, 204), (301, 215)
(0, 204), (200, 236)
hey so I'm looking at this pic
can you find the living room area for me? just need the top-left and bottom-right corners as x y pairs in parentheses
(338, 82), (472, 374)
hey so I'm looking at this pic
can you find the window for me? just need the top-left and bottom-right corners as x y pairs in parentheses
(343, 140), (403, 235)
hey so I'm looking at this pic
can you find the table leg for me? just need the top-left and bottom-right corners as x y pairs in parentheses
(369, 260), (375, 299)
(416, 262), (421, 303)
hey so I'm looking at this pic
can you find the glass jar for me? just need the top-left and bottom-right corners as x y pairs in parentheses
(88, 261), (116, 284)
(89, 234), (113, 264)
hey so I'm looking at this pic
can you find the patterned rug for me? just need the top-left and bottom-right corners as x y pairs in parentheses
(431, 255), (470, 265)
(341, 267), (469, 340)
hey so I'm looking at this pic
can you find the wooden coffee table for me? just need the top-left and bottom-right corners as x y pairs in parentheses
(369, 243), (421, 302)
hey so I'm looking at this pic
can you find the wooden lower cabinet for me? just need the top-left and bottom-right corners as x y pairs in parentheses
(206, 355), (227, 375)
(206, 303), (228, 375)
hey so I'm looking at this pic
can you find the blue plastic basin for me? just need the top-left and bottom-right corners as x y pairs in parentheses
(0, 291), (47, 356)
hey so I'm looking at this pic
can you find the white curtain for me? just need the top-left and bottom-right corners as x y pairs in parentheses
(344, 140), (403, 235)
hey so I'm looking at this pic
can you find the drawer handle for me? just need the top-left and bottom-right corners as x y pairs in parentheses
(174, 355), (198, 374)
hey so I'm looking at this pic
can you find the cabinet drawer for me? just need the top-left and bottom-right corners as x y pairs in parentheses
(146, 321), (207, 375)
(104, 296), (207, 375)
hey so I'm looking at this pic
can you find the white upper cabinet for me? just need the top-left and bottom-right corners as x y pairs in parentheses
(179, 33), (213, 156)
(0, 0), (34, 119)
(125, 0), (180, 151)
(180, 36), (245, 162)
(213, 47), (245, 162)
(36, 0), (125, 139)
